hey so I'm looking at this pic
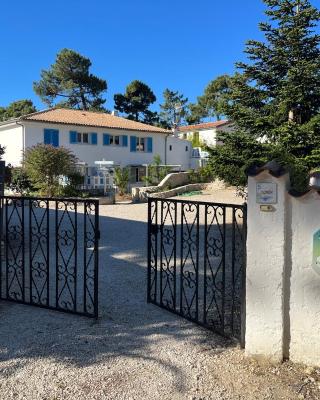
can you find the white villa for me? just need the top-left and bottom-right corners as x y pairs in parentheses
(0, 108), (192, 190)
(178, 120), (233, 147)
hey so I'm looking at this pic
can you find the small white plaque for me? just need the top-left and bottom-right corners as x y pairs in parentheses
(256, 182), (277, 204)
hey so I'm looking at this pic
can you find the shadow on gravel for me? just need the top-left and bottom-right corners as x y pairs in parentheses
(0, 211), (236, 393)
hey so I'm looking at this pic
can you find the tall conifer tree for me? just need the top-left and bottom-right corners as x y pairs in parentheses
(209, 0), (320, 190)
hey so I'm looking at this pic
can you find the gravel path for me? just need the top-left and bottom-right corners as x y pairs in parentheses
(0, 190), (320, 399)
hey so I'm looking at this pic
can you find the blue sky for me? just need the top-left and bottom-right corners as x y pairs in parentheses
(0, 1), (272, 110)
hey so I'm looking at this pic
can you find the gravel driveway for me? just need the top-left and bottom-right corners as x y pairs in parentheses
(0, 193), (319, 400)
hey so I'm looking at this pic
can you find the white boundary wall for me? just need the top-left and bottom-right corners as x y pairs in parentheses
(246, 171), (320, 366)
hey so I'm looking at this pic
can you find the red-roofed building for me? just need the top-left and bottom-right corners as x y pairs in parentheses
(0, 108), (193, 189)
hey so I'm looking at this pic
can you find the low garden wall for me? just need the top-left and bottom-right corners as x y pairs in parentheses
(132, 172), (191, 202)
(148, 183), (207, 199)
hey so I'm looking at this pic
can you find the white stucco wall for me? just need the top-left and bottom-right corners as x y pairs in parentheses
(7, 121), (193, 171)
(179, 128), (218, 147)
(246, 171), (320, 366)
(246, 172), (290, 363)
(179, 124), (234, 148)
(166, 136), (191, 170)
(0, 123), (24, 166)
(289, 192), (320, 366)
(199, 129), (218, 147)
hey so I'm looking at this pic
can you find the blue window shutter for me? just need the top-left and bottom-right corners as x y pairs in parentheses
(91, 133), (98, 145)
(52, 130), (59, 147)
(147, 137), (153, 153)
(122, 135), (128, 147)
(103, 134), (110, 145)
(130, 136), (137, 152)
(44, 129), (51, 144)
(70, 131), (77, 144)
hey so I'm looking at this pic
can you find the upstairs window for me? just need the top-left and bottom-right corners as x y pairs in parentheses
(70, 131), (97, 145)
(109, 135), (120, 145)
(130, 136), (152, 153)
(44, 129), (59, 147)
(136, 137), (145, 152)
(77, 132), (89, 143)
(103, 134), (127, 146)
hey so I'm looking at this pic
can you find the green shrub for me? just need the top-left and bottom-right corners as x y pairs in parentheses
(7, 167), (33, 195)
(114, 167), (130, 195)
(24, 144), (77, 197)
(144, 155), (170, 186)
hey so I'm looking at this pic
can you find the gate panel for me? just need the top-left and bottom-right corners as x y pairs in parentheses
(147, 197), (246, 342)
(0, 196), (99, 318)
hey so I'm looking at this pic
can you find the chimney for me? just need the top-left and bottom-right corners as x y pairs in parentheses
(111, 110), (118, 116)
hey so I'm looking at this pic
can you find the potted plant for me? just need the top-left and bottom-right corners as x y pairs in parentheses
(309, 168), (320, 189)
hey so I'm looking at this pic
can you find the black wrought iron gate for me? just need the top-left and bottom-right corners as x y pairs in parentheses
(147, 197), (247, 344)
(0, 196), (99, 318)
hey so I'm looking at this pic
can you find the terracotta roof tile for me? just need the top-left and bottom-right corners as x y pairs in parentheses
(178, 120), (230, 132)
(21, 108), (170, 134)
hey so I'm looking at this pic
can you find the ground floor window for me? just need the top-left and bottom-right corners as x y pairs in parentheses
(130, 166), (146, 183)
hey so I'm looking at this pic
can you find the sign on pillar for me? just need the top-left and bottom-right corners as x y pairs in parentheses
(312, 229), (320, 276)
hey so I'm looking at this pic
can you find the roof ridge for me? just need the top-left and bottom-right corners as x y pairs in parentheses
(20, 107), (56, 120)
(20, 107), (171, 134)
(181, 120), (229, 127)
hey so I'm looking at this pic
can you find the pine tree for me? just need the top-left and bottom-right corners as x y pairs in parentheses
(159, 89), (188, 129)
(187, 75), (231, 124)
(0, 100), (37, 121)
(33, 49), (107, 110)
(209, 0), (320, 191)
(114, 80), (158, 124)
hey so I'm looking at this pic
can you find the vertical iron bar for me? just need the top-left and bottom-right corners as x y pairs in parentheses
(74, 201), (77, 313)
(180, 202), (184, 315)
(94, 200), (99, 318)
(21, 198), (25, 302)
(0, 197), (2, 299)
(173, 202), (177, 311)
(221, 206), (226, 335)
(195, 203), (199, 322)
(147, 198), (152, 302)
(46, 200), (50, 307)
(5, 198), (8, 298)
(83, 201), (87, 314)
(240, 204), (247, 348)
(154, 199), (158, 303)
(159, 201), (164, 306)
(231, 207), (236, 335)
(203, 204), (208, 325)
(55, 200), (59, 309)
(29, 199), (33, 304)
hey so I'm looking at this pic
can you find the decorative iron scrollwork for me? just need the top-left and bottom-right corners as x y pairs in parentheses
(0, 196), (99, 318)
(147, 197), (247, 342)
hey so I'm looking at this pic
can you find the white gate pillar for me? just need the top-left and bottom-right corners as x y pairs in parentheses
(245, 169), (290, 363)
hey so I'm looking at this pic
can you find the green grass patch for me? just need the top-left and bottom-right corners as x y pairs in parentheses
(177, 191), (203, 197)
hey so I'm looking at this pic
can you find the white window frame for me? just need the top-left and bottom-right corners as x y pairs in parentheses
(136, 137), (145, 152)
(109, 135), (120, 146)
(76, 132), (90, 144)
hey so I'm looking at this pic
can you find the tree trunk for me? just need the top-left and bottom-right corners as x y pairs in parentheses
(81, 94), (88, 110)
